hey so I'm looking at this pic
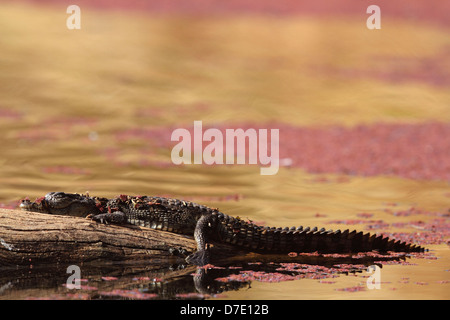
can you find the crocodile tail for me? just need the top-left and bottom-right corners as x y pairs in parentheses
(222, 222), (425, 253)
(293, 228), (426, 253)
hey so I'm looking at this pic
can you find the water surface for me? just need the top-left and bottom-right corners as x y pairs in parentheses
(0, 2), (448, 300)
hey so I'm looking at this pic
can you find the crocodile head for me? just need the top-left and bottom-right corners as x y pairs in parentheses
(20, 192), (99, 217)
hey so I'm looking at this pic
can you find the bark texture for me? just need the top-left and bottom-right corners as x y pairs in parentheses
(0, 208), (200, 266)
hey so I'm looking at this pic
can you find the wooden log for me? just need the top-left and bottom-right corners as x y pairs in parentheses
(0, 208), (201, 266)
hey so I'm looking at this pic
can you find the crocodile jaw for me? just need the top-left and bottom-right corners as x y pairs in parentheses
(20, 192), (99, 217)
(20, 199), (47, 213)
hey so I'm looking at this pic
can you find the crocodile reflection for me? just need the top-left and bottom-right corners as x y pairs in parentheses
(0, 253), (416, 299)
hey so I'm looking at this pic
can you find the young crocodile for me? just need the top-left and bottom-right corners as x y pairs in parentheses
(20, 192), (425, 265)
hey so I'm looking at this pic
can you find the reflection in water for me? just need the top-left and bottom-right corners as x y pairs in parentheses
(0, 254), (425, 300)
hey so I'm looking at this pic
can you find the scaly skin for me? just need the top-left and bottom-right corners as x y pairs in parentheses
(20, 192), (425, 265)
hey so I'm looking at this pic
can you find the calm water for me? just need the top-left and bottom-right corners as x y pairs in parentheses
(0, 2), (449, 300)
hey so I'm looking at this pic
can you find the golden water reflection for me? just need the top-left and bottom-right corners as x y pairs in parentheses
(0, 2), (448, 299)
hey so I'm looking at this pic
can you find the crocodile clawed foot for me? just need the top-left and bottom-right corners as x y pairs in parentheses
(89, 213), (108, 224)
(179, 248), (189, 256)
(169, 247), (190, 257)
(169, 264), (187, 271)
(185, 249), (210, 266)
(88, 212), (127, 224)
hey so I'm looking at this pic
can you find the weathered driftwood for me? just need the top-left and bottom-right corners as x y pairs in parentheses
(0, 208), (203, 266)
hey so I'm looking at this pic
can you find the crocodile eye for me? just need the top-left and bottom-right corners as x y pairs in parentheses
(49, 192), (65, 198)
(19, 200), (32, 209)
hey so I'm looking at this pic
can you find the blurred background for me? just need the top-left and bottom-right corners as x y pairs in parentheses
(0, 0), (448, 299)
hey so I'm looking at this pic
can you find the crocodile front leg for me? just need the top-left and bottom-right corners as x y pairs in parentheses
(185, 214), (214, 266)
(88, 211), (128, 224)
